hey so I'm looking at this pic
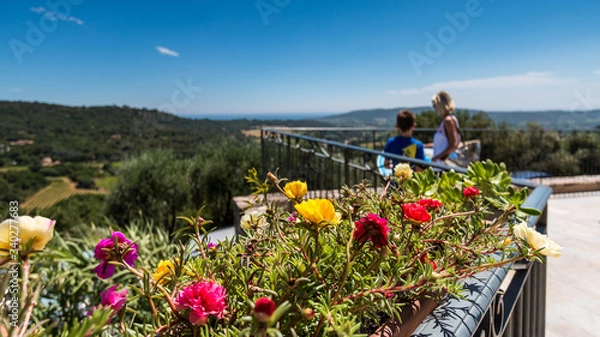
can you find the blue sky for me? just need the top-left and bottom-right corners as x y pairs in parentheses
(1, 0), (599, 116)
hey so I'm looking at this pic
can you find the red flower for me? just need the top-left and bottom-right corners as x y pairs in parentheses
(401, 203), (431, 223)
(175, 281), (227, 325)
(254, 297), (275, 322)
(354, 213), (390, 248)
(463, 186), (480, 198)
(420, 253), (437, 270)
(418, 198), (442, 211)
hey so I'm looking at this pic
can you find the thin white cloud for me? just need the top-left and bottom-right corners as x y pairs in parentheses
(30, 7), (45, 14)
(30, 6), (84, 25)
(387, 72), (576, 95)
(67, 16), (84, 25)
(594, 69), (600, 75)
(156, 46), (180, 57)
(8, 88), (23, 93)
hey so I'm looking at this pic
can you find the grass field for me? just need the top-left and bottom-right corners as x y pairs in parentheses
(22, 177), (106, 211)
(95, 176), (118, 191)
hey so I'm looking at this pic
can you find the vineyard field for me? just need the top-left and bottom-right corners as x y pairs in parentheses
(22, 177), (105, 211)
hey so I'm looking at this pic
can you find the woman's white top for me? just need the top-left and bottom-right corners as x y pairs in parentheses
(433, 115), (461, 162)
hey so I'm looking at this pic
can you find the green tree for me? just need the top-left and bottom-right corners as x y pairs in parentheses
(104, 150), (191, 233)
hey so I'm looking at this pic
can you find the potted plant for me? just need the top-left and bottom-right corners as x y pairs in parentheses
(1, 160), (561, 336)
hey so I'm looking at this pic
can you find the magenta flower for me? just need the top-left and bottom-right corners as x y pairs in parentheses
(207, 242), (217, 249)
(287, 213), (298, 223)
(101, 285), (128, 312)
(88, 285), (128, 317)
(93, 231), (138, 279)
(175, 281), (227, 325)
(354, 213), (390, 248)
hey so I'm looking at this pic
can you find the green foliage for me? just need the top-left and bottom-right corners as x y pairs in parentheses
(67, 161), (557, 336)
(104, 150), (191, 233)
(188, 141), (262, 225)
(36, 194), (107, 235)
(27, 222), (175, 336)
(0, 169), (49, 217)
(0, 101), (328, 167)
(106, 142), (261, 231)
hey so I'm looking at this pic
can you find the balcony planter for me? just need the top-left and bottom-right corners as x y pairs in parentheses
(369, 295), (439, 337)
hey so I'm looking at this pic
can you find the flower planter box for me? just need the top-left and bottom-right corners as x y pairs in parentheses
(370, 296), (438, 337)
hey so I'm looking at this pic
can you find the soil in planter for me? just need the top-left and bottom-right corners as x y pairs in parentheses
(358, 312), (391, 335)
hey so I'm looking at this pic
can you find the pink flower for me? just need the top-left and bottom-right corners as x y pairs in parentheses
(254, 297), (276, 322)
(100, 285), (128, 312)
(287, 213), (298, 223)
(354, 213), (390, 248)
(93, 232), (138, 279)
(417, 198), (442, 211)
(463, 186), (480, 198)
(175, 281), (227, 325)
(207, 242), (217, 249)
(88, 285), (128, 317)
(401, 203), (431, 223)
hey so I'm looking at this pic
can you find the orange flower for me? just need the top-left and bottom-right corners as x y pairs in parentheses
(294, 199), (341, 229)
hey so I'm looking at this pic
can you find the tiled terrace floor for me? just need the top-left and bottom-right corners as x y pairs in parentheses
(546, 193), (600, 337)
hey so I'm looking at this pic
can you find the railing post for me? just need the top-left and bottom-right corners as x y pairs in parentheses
(261, 128), (266, 179)
(372, 130), (376, 150)
(344, 148), (350, 192)
(286, 134), (291, 178)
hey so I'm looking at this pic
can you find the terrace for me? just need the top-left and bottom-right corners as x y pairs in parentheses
(244, 126), (599, 337)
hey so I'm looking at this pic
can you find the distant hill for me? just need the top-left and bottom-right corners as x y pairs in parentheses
(0, 101), (327, 166)
(314, 106), (600, 129)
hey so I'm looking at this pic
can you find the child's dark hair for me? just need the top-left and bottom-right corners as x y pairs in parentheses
(396, 110), (416, 132)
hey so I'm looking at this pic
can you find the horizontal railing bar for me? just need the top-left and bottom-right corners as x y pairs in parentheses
(263, 128), (538, 189)
(264, 126), (600, 133)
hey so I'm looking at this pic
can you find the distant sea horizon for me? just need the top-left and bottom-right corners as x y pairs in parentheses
(183, 112), (335, 120)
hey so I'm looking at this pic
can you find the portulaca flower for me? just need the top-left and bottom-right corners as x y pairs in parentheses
(240, 211), (266, 230)
(513, 221), (562, 258)
(0, 216), (55, 253)
(393, 163), (413, 179)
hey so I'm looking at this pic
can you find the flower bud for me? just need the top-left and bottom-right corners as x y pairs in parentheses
(302, 308), (316, 320)
(254, 297), (275, 323)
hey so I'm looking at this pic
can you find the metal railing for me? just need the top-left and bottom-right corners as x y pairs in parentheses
(261, 127), (551, 337)
(270, 127), (600, 177)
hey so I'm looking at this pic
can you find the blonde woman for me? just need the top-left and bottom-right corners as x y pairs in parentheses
(431, 91), (461, 164)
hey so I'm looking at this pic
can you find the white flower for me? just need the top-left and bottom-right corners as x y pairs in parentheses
(393, 163), (413, 179)
(513, 221), (562, 258)
(240, 211), (266, 230)
(0, 216), (55, 252)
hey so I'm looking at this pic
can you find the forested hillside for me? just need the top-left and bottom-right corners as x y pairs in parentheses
(315, 106), (600, 129)
(0, 101), (325, 166)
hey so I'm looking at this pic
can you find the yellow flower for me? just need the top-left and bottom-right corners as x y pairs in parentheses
(240, 211), (266, 230)
(153, 260), (175, 284)
(294, 199), (341, 229)
(0, 216), (55, 253)
(152, 259), (193, 284)
(513, 222), (562, 258)
(394, 163), (413, 179)
(284, 181), (308, 200)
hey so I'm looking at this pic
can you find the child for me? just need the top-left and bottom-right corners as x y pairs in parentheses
(383, 110), (425, 169)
